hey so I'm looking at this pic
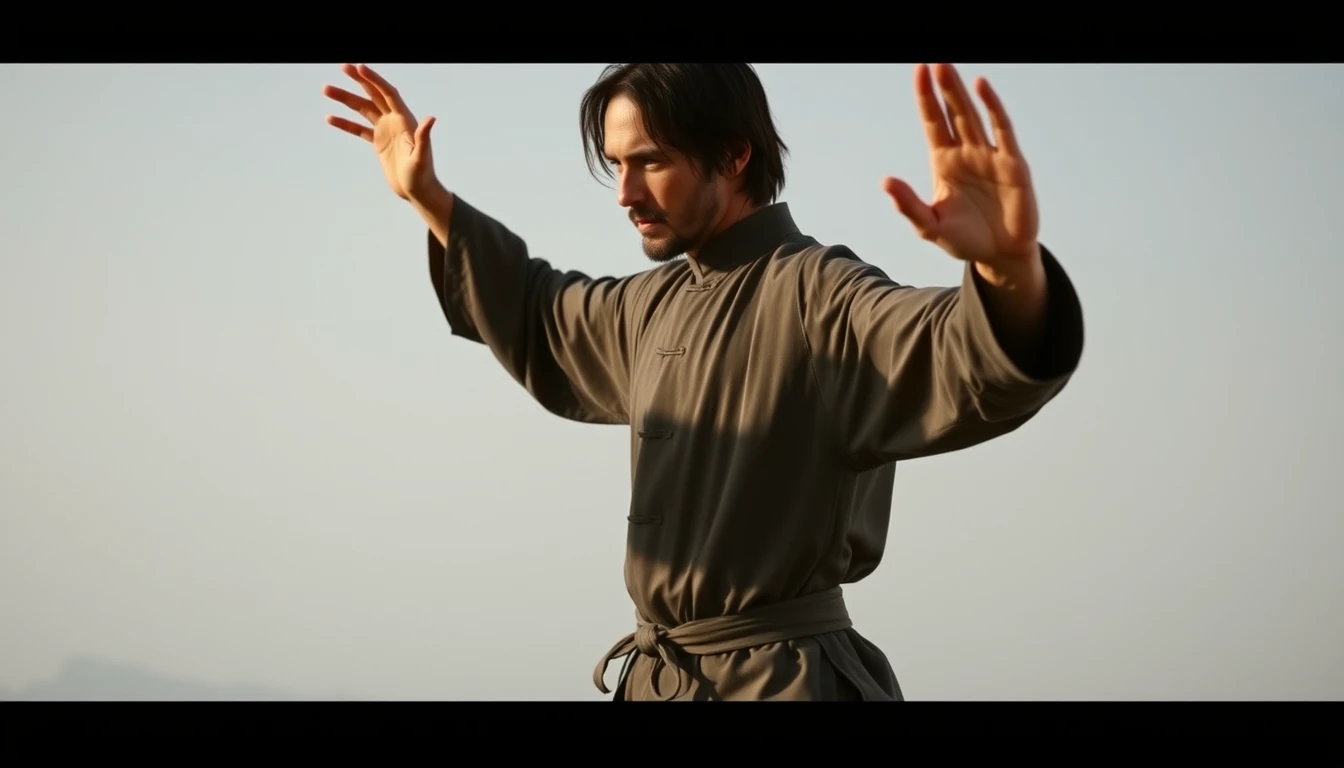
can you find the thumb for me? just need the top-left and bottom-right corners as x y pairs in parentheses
(413, 116), (436, 153)
(882, 176), (939, 241)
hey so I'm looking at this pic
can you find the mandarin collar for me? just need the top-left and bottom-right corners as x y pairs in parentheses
(686, 202), (801, 282)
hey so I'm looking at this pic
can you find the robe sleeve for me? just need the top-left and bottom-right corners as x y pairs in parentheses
(427, 195), (646, 425)
(798, 243), (1085, 470)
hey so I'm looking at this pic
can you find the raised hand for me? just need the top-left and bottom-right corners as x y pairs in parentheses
(883, 64), (1040, 277)
(323, 63), (439, 201)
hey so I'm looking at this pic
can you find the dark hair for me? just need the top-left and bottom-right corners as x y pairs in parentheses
(579, 64), (789, 207)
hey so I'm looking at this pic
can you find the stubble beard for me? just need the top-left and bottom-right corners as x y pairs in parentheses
(641, 230), (694, 263)
(638, 184), (722, 264)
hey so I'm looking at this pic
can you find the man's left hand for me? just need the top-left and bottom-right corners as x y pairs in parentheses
(883, 63), (1042, 288)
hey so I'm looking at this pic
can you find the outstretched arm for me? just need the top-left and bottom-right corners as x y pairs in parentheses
(801, 243), (1082, 470)
(802, 64), (1085, 470)
(323, 64), (644, 426)
(421, 183), (646, 426)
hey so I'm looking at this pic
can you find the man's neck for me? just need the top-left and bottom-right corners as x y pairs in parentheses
(688, 196), (760, 262)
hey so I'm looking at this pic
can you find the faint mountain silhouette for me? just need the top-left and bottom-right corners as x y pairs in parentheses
(5, 656), (358, 701)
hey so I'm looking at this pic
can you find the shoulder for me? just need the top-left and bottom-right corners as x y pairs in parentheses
(768, 237), (897, 290)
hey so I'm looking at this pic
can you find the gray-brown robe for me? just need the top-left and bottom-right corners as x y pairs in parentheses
(428, 197), (1084, 701)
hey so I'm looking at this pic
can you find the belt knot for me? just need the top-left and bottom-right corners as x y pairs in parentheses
(592, 587), (855, 701)
(634, 623), (666, 657)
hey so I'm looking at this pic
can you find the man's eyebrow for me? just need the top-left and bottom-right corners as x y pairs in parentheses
(605, 147), (667, 164)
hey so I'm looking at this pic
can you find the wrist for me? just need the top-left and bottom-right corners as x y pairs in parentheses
(973, 243), (1045, 292)
(972, 243), (1050, 367)
(407, 178), (455, 248)
(408, 177), (452, 213)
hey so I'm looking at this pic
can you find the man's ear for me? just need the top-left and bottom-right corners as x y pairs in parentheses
(729, 141), (752, 178)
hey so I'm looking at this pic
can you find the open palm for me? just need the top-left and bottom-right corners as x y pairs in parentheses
(323, 63), (438, 201)
(884, 64), (1039, 269)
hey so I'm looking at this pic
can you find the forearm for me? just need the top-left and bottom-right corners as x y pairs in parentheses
(409, 179), (456, 249)
(972, 245), (1050, 371)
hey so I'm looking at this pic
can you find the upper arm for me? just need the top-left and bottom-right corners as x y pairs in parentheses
(798, 246), (964, 467)
(527, 265), (651, 424)
(797, 244), (1081, 469)
(427, 195), (651, 425)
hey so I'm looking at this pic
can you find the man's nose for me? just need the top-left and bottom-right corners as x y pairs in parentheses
(616, 171), (645, 208)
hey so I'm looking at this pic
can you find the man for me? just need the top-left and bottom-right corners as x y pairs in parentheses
(322, 62), (1084, 701)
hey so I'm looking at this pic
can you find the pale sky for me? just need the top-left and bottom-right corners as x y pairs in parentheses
(1, 63), (1340, 701)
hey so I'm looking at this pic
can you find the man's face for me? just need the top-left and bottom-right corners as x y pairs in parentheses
(603, 94), (724, 263)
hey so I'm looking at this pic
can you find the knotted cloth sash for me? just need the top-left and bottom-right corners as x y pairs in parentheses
(593, 586), (854, 701)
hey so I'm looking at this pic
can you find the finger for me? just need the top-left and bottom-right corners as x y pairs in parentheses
(356, 63), (413, 116)
(322, 84), (382, 123)
(341, 63), (390, 113)
(882, 176), (940, 241)
(933, 64), (989, 146)
(913, 64), (954, 148)
(974, 77), (1022, 157)
(325, 114), (373, 142)
(412, 115), (436, 158)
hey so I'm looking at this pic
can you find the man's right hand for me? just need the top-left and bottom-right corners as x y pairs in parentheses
(323, 63), (440, 203)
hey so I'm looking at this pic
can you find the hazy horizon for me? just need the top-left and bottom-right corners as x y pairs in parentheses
(1, 63), (1340, 701)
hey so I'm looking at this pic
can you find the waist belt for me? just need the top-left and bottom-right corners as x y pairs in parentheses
(593, 586), (854, 701)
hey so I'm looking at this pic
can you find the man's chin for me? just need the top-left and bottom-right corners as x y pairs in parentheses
(641, 235), (687, 263)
